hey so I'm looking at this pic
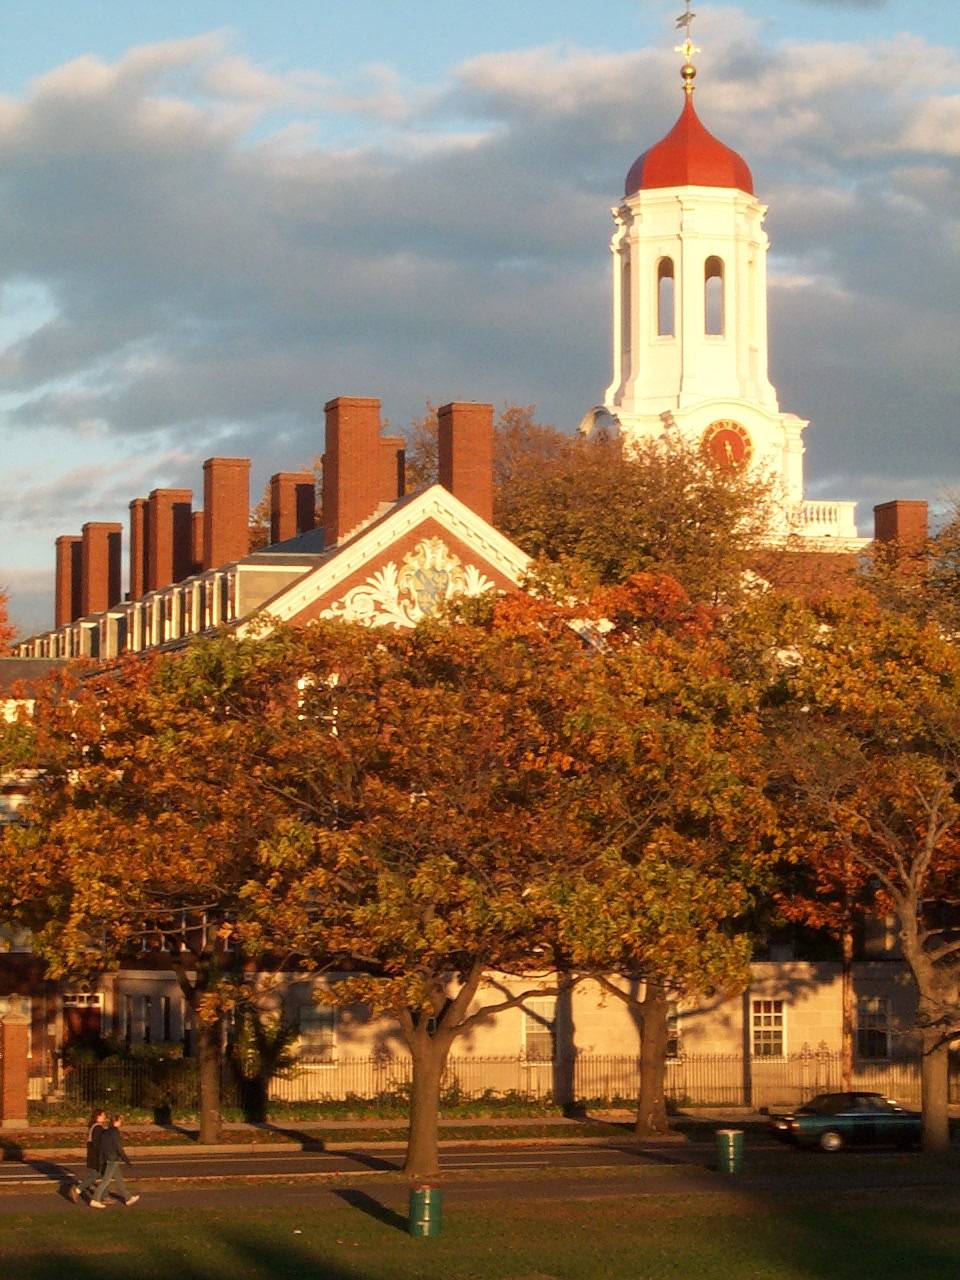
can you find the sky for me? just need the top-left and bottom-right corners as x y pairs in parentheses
(1, 0), (957, 635)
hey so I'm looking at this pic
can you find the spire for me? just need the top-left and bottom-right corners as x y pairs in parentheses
(674, 2), (700, 96)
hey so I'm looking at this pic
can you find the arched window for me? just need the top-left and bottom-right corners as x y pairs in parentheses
(705, 256), (724, 336)
(657, 258), (675, 337)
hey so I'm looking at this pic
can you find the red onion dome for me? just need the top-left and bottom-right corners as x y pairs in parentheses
(625, 94), (753, 196)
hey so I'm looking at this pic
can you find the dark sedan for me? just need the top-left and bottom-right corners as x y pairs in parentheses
(768, 1091), (922, 1152)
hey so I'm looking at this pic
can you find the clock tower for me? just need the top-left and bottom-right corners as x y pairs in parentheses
(594, 21), (861, 544)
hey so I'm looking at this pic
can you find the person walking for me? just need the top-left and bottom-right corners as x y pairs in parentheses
(70, 1107), (107, 1203)
(88, 1115), (140, 1208)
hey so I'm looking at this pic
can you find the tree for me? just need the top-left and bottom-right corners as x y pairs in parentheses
(496, 433), (776, 605)
(0, 588), (15, 653)
(235, 599), (597, 1178)
(768, 591), (960, 1151)
(549, 576), (776, 1135)
(0, 636), (322, 1143)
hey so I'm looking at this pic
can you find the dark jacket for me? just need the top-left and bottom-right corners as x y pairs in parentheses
(85, 1122), (105, 1172)
(98, 1125), (129, 1166)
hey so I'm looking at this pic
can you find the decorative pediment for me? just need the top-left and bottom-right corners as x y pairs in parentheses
(322, 538), (496, 628)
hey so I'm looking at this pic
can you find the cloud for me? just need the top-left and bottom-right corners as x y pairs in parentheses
(1, 20), (959, 624)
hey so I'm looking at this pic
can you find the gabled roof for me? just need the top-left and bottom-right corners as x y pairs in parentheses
(240, 483), (531, 633)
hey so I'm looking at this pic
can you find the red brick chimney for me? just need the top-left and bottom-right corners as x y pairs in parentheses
(128, 499), (148, 602)
(203, 458), (250, 570)
(147, 488), (193, 591)
(874, 501), (928, 554)
(191, 511), (204, 574)
(269, 472), (316, 545)
(438, 402), (494, 524)
(379, 436), (406, 504)
(323, 397), (382, 547)
(80, 522), (123, 617)
(55, 535), (83, 627)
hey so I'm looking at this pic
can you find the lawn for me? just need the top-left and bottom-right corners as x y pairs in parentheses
(2, 1185), (959, 1279)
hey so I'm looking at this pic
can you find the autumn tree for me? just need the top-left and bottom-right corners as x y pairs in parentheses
(767, 591), (960, 1151)
(549, 576), (776, 1136)
(235, 600), (597, 1179)
(0, 637), (324, 1143)
(497, 433), (776, 605)
(0, 588), (15, 653)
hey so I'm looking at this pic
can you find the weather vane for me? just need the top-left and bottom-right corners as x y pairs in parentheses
(674, 1), (700, 93)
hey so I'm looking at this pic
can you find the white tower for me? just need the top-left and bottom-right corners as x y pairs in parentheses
(597, 30), (860, 543)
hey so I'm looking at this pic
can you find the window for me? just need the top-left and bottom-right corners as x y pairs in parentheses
(123, 994), (134, 1046)
(620, 257), (632, 379)
(657, 258), (675, 337)
(522, 997), (556, 1062)
(751, 999), (785, 1057)
(705, 256), (724, 335)
(142, 995), (153, 1045)
(666, 1001), (681, 1059)
(300, 1005), (336, 1063)
(161, 995), (172, 1043)
(857, 996), (890, 1060)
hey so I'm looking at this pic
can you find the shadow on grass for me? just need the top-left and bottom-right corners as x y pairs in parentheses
(331, 1187), (408, 1232)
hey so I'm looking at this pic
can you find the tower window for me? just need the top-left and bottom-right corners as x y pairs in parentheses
(705, 256), (724, 336)
(657, 258), (675, 337)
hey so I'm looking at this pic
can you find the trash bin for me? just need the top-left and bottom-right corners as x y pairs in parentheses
(716, 1128), (745, 1173)
(408, 1184), (443, 1237)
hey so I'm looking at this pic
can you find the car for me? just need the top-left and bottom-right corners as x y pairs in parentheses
(768, 1091), (922, 1152)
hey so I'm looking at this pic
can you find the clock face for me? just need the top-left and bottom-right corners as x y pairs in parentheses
(701, 420), (753, 469)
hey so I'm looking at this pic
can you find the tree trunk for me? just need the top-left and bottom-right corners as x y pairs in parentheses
(921, 1028), (951, 1154)
(196, 1018), (223, 1144)
(635, 985), (669, 1139)
(841, 926), (854, 1092)
(404, 1039), (450, 1180)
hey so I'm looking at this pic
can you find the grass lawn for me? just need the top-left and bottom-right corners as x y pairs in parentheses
(2, 1186), (959, 1279)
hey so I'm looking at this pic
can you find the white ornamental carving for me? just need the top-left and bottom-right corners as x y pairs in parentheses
(321, 538), (496, 628)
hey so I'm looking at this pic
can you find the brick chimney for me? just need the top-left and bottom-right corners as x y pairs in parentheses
(379, 436), (406, 504)
(323, 397), (382, 547)
(203, 458), (251, 570)
(874, 501), (928, 554)
(269, 472), (316, 545)
(438, 402), (494, 524)
(54, 535), (83, 627)
(191, 511), (204, 574)
(147, 488), (193, 591)
(80, 522), (123, 617)
(128, 499), (149, 602)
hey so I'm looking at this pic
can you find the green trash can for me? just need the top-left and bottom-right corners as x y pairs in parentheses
(408, 1185), (443, 1237)
(716, 1128), (745, 1173)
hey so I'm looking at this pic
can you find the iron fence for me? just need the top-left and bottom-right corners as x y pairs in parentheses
(49, 1049), (960, 1113)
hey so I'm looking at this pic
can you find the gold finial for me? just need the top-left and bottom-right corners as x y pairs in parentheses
(674, 2), (700, 94)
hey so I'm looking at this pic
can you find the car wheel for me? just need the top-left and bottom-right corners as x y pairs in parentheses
(819, 1130), (844, 1153)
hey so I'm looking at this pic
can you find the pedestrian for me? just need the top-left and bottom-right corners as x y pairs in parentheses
(88, 1114), (140, 1208)
(70, 1107), (107, 1203)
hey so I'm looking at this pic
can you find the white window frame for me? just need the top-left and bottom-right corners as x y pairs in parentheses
(750, 998), (786, 1058)
(521, 997), (556, 1063)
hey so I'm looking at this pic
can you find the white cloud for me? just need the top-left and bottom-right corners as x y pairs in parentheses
(1, 19), (959, 628)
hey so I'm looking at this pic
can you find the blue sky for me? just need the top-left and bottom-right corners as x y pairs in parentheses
(1, 0), (958, 633)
